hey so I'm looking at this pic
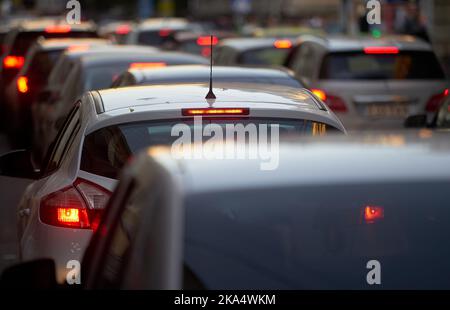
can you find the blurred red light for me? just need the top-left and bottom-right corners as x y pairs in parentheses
(364, 206), (384, 223)
(45, 25), (71, 33)
(3, 55), (25, 69)
(273, 40), (292, 49)
(364, 46), (399, 54)
(197, 36), (219, 46)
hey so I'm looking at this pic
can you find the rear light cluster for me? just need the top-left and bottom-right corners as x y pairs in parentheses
(197, 36), (219, 46)
(426, 89), (449, 112)
(3, 55), (25, 69)
(115, 24), (131, 35)
(40, 178), (111, 230)
(17, 76), (29, 93)
(312, 89), (348, 112)
(364, 46), (399, 55)
(182, 108), (249, 116)
(159, 29), (172, 37)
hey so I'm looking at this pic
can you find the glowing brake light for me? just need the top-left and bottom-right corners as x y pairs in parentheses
(159, 29), (172, 37)
(3, 55), (25, 69)
(311, 89), (347, 112)
(364, 46), (399, 54)
(274, 39), (292, 49)
(116, 24), (131, 35)
(129, 62), (167, 69)
(197, 36), (219, 46)
(364, 206), (384, 223)
(40, 179), (111, 229)
(17, 76), (29, 93)
(45, 25), (72, 33)
(182, 108), (250, 116)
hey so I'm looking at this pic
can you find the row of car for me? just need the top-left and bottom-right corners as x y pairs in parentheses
(0, 16), (449, 289)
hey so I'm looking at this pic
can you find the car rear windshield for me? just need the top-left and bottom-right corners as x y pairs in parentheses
(10, 31), (98, 55)
(27, 50), (62, 87)
(185, 181), (450, 289)
(81, 118), (338, 179)
(320, 51), (446, 80)
(238, 47), (292, 66)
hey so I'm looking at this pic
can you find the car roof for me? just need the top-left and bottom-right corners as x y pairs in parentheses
(15, 19), (96, 32)
(96, 83), (323, 113)
(219, 37), (292, 51)
(137, 18), (189, 31)
(62, 45), (158, 58)
(78, 51), (207, 67)
(128, 65), (295, 81)
(298, 35), (433, 52)
(137, 132), (450, 194)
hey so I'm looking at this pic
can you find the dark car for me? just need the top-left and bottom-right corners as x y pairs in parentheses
(214, 37), (295, 66)
(111, 65), (303, 89)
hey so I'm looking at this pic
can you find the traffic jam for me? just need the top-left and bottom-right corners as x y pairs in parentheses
(0, 0), (449, 300)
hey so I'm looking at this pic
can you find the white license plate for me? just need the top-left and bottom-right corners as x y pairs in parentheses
(366, 104), (408, 118)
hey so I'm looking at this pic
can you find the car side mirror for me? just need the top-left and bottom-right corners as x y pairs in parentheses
(0, 259), (58, 289)
(0, 150), (39, 179)
(404, 114), (428, 128)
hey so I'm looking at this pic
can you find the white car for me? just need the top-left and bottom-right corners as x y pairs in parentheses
(285, 35), (449, 130)
(0, 83), (346, 283)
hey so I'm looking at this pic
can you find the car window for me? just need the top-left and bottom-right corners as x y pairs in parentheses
(238, 47), (292, 66)
(81, 118), (339, 179)
(320, 51), (446, 80)
(290, 43), (316, 80)
(26, 50), (61, 88)
(45, 104), (81, 174)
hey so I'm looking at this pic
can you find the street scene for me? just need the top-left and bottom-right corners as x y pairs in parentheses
(0, 0), (450, 299)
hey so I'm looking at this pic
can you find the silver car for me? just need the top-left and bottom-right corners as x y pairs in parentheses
(285, 35), (449, 130)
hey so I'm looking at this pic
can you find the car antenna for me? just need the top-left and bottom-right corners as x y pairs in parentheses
(205, 35), (216, 100)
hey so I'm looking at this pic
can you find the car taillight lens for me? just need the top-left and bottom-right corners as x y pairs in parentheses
(45, 25), (71, 33)
(312, 89), (347, 112)
(3, 55), (25, 69)
(364, 206), (384, 223)
(17, 76), (29, 93)
(426, 89), (449, 112)
(129, 62), (166, 69)
(40, 178), (111, 229)
(364, 46), (399, 54)
(273, 39), (292, 49)
(197, 36), (219, 46)
(182, 108), (250, 116)
(159, 29), (172, 37)
(116, 24), (131, 35)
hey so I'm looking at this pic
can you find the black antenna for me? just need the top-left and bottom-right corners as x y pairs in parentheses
(205, 35), (216, 100)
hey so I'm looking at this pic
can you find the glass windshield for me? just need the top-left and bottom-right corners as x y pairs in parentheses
(320, 51), (446, 80)
(81, 118), (338, 179)
(185, 182), (450, 289)
(238, 47), (291, 66)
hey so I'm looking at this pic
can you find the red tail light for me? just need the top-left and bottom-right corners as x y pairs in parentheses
(45, 25), (71, 33)
(197, 36), (219, 46)
(116, 24), (131, 35)
(312, 89), (347, 112)
(182, 108), (250, 116)
(17, 76), (29, 93)
(273, 39), (292, 49)
(3, 55), (25, 69)
(364, 46), (399, 55)
(40, 179), (111, 229)
(364, 206), (384, 223)
(426, 89), (449, 112)
(67, 45), (90, 52)
(159, 29), (172, 37)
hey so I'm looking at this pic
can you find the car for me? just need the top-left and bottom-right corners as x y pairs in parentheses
(0, 18), (98, 88)
(284, 35), (449, 130)
(32, 47), (208, 163)
(46, 132), (450, 289)
(3, 38), (110, 145)
(214, 37), (295, 66)
(124, 18), (204, 47)
(98, 21), (134, 45)
(0, 83), (346, 283)
(111, 65), (304, 89)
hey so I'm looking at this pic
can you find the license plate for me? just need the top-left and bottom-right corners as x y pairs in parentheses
(366, 104), (408, 118)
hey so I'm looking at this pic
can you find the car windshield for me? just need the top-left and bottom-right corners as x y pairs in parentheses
(320, 51), (446, 80)
(85, 64), (131, 90)
(185, 182), (450, 289)
(238, 47), (292, 66)
(81, 118), (339, 179)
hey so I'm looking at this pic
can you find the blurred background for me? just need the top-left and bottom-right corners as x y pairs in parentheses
(1, 0), (449, 73)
